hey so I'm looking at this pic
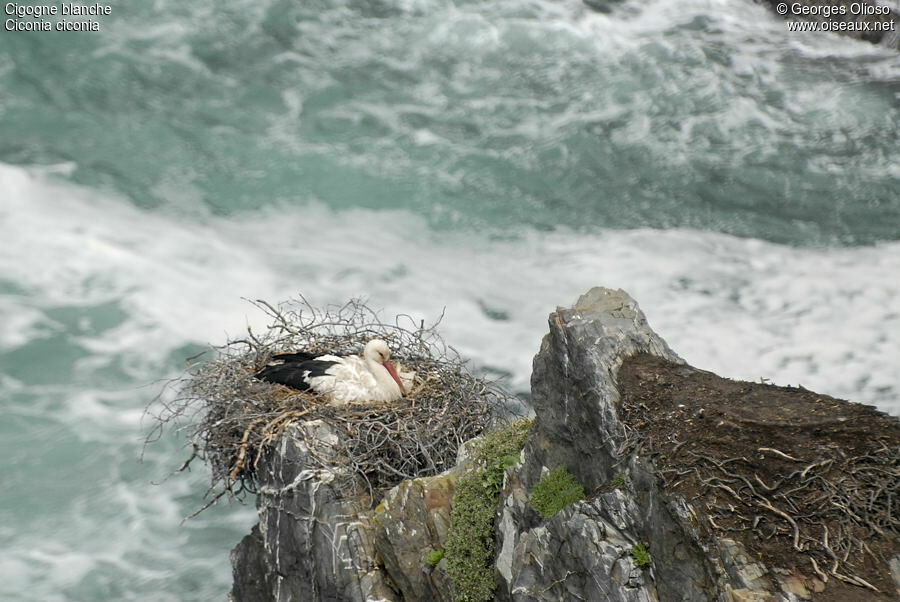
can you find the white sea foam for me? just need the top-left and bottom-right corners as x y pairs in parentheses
(2, 162), (897, 412)
(2, 2), (896, 601)
(2, 160), (899, 598)
(0, 455), (243, 601)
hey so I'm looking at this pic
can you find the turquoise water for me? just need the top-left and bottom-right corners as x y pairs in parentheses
(1, 0), (898, 599)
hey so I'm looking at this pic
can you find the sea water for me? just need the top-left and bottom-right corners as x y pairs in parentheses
(1, 0), (898, 599)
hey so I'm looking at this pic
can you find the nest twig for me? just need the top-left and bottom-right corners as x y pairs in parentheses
(145, 296), (518, 513)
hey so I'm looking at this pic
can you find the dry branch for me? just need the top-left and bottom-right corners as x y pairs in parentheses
(146, 297), (518, 513)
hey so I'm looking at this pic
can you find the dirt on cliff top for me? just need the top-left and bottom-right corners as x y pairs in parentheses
(617, 354), (900, 601)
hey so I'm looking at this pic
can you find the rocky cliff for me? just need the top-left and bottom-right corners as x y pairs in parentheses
(230, 287), (900, 601)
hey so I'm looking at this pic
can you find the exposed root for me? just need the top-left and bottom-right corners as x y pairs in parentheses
(617, 355), (900, 594)
(758, 447), (805, 463)
(644, 444), (899, 588)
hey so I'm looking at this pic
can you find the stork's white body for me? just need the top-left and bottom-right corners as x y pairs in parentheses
(307, 352), (404, 404)
(255, 339), (410, 405)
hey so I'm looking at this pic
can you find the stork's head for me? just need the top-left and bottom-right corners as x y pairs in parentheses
(364, 339), (392, 363)
(364, 339), (408, 395)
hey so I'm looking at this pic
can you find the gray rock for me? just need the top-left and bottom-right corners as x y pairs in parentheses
(230, 420), (398, 602)
(230, 419), (469, 602)
(374, 473), (457, 602)
(230, 286), (896, 601)
(231, 524), (276, 602)
(494, 288), (714, 601)
(890, 555), (900, 598)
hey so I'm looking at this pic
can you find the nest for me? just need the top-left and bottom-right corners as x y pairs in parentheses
(148, 297), (517, 515)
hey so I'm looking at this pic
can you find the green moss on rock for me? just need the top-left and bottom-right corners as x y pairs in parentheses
(631, 542), (651, 568)
(444, 419), (531, 602)
(529, 466), (585, 519)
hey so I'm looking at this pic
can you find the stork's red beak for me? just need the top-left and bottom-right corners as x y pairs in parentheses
(383, 360), (408, 395)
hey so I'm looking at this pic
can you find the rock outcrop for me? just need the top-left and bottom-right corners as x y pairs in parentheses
(493, 287), (713, 601)
(230, 421), (479, 602)
(230, 287), (900, 601)
(230, 420), (399, 601)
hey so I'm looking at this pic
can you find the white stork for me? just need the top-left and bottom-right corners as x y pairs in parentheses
(255, 339), (409, 405)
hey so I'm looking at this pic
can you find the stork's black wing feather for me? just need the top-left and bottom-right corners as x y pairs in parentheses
(255, 356), (338, 391)
(269, 351), (321, 363)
